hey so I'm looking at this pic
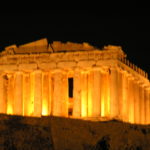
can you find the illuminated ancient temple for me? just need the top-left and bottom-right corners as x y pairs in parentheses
(0, 38), (150, 125)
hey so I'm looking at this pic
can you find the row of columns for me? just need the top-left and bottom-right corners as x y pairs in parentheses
(73, 67), (150, 124)
(73, 68), (110, 118)
(0, 67), (150, 124)
(110, 69), (150, 124)
(0, 70), (69, 117)
(0, 70), (52, 117)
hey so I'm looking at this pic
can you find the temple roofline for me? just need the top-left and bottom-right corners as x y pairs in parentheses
(0, 38), (148, 80)
(1, 38), (125, 55)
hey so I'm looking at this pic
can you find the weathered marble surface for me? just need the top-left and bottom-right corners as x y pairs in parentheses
(0, 39), (150, 125)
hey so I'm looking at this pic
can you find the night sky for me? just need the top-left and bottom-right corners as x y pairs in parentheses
(0, 11), (150, 76)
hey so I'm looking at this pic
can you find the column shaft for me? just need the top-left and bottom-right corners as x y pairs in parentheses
(87, 71), (93, 117)
(128, 78), (134, 124)
(34, 70), (42, 117)
(134, 82), (140, 124)
(61, 72), (68, 117)
(42, 72), (50, 116)
(122, 73), (128, 122)
(14, 72), (23, 115)
(73, 70), (81, 117)
(145, 89), (150, 124)
(118, 71), (123, 120)
(0, 74), (7, 113)
(81, 72), (88, 117)
(101, 73), (110, 117)
(52, 71), (63, 116)
(140, 85), (145, 124)
(23, 73), (32, 116)
(92, 69), (101, 117)
(7, 74), (14, 115)
(110, 68), (119, 118)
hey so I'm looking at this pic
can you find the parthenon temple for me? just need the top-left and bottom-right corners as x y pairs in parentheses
(0, 38), (150, 124)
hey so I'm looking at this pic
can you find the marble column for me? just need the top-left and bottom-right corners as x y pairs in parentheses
(42, 72), (50, 116)
(52, 70), (63, 116)
(145, 88), (150, 124)
(148, 92), (150, 124)
(117, 71), (123, 120)
(61, 71), (68, 117)
(128, 77), (134, 124)
(92, 68), (101, 117)
(104, 73), (110, 117)
(121, 72), (128, 122)
(23, 72), (32, 116)
(81, 71), (88, 117)
(134, 81), (140, 124)
(87, 71), (93, 117)
(13, 71), (23, 115)
(101, 73), (109, 117)
(0, 74), (7, 113)
(34, 70), (42, 117)
(73, 69), (81, 117)
(110, 68), (119, 118)
(140, 84), (145, 124)
(100, 73), (105, 117)
(7, 74), (14, 115)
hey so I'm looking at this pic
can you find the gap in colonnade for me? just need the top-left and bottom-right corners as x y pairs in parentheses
(68, 78), (74, 116)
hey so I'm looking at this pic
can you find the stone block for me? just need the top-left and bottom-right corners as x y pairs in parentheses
(77, 60), (95, 68)
(0, 65), (18, 71)
(38, 62), (56, 70)
(19, 63), (37, 71)
(57, 61), (76, 69)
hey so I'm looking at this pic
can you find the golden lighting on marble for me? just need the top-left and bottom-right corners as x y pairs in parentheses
(0, 38), (150, 125)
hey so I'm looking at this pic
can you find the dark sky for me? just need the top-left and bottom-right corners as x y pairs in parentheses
(0, 11), (150, 76)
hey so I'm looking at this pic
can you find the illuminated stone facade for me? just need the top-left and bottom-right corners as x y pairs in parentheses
(0, 38), (150, 124)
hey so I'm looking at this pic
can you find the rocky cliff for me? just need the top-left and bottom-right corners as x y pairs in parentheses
(0, 114), (150, 150)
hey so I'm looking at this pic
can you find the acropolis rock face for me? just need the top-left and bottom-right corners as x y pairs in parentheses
(0, 38), (150, 125)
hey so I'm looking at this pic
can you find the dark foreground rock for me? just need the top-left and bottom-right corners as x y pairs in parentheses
(0, 114), (150, 150)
